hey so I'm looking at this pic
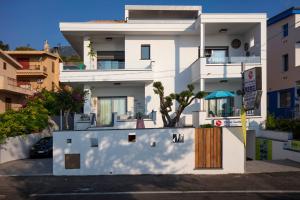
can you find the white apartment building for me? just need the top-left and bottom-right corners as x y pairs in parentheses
(59, 5), (267, 131)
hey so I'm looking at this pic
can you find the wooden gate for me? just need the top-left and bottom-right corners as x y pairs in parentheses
(195, 127), (222, 169)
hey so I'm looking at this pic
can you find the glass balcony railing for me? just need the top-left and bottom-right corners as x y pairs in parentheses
(206, 56), (261, 64)
(97, 60), (125, 70)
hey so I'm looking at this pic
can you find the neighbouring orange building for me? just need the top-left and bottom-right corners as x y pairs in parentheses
(0, 50), (33, 113)
(5, 42), (62, 92)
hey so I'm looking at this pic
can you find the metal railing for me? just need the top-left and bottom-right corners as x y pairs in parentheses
(206, 56), (261, 64)
(24, 65), (47, 72)
(7, 77), (17, 87)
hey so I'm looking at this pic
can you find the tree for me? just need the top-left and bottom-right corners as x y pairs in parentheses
(56, 85), (87, 130)
(153, 81), (206, 127)
(15, 45), (36, 51)
(0, 41), (9, 50)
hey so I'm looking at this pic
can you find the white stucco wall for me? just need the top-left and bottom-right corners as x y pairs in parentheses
(0, 131), (51, 164)
(53, 127), (245, 175)
(125, 35), (199, 126)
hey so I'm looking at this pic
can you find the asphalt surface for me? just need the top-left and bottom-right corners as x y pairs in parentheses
(1, 172), (300, 200)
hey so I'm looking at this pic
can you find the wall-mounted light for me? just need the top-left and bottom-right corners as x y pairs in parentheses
(105, 37), (113, 41)
(220, 79), (228, 83)
(219, 28), (228, 33)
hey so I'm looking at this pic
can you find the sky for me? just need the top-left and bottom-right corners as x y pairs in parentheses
(1, 0), (300, 50)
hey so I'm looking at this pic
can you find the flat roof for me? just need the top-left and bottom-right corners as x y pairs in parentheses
(268, 7), (300, 26)
(87, 20), (126, 24)
(125, 5), (202, 12)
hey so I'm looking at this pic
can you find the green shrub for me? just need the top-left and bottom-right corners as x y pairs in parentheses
(0, 96), (49, 143)
(200, 124), (214, 128)
(266, 114), (276, 130)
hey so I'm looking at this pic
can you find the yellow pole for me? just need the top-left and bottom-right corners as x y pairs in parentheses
(241, 107), (247, 147)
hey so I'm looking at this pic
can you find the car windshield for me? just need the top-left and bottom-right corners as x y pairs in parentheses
(37, 138), (52, 146)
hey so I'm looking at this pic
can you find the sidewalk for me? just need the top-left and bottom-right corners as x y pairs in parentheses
(0, 158), (52, 176)
(246, 159), (300, 173)
(0, 158), (300, 176)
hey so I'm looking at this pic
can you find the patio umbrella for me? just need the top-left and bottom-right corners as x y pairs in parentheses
(205, 90), (235, 100)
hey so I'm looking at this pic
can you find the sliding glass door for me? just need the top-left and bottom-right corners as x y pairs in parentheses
(97, 97), (127, 126)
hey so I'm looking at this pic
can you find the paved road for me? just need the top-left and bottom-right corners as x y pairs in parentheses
(1, 172), (300, 200)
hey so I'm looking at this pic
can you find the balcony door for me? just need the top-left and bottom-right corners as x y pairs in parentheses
(205, 47), (228, 64)
(17, 58), (30, 69)
(97, 97), (127, 126)
(97, 51), (125, 70)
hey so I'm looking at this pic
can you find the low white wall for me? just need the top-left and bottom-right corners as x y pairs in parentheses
(0, 131), (51, 164)
(53, 127), (245, 176)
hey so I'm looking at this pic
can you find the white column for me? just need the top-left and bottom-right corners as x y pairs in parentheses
(84, 85), (91, 114)
(83, 37), (96, 70)
(200, 78), (205, 111)
(200, 23), (205, 58)
(260, 19), (267, 123)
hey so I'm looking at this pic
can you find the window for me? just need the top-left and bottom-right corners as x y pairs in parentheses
(52, 62), (55, 73)
(52, 82), (55, 91)
(3, 62), (7, 70)
(205, 47), (229, 64)
(282, 54), (289, 72)
(278, 90), (291, 108)
(141, 44), (150, 60)
(5, 98), (12, 111)
(282, 23), (289, 37)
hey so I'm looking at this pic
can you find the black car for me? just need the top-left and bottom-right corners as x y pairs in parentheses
(30, 137), (53, 158)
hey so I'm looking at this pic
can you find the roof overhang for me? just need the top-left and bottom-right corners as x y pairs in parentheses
(60, 21), (198, 56)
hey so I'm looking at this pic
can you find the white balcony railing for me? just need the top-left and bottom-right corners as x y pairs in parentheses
(206, 56), (261, 64)
(60, 63), (153, 83)
(191, 56), (262, 82)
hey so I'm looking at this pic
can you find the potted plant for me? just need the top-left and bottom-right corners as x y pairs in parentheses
(136, 112), (145, 129)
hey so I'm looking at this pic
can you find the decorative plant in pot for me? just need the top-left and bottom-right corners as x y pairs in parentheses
(136, 112), (145, 129)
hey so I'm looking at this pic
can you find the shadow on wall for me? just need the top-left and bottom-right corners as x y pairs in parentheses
(54, 128), (195, 175)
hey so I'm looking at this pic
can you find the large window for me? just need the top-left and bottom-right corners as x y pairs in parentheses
(205, 47), (228, 64)
(141, 44), (151, 60)
(282, 23), (289, 37)
(207, 97), (234, 117)
(282, 54), (289, 72)
(278, 90), (291, 108)
(97, 97), (127, 126)
(97, 51), (125, 70)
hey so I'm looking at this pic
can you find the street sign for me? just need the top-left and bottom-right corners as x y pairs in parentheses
(213, 119), (246, 127)
(243, 67), (262, 110)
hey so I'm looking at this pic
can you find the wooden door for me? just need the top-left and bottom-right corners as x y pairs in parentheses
(195, 127), (222, 169)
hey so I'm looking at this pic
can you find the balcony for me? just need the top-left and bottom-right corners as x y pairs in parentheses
(191, 56), (261, 82)
(206, 56), (261, 65)
(60, 62), (153, 83)
(16, 65), (48, 78)
(0, 75), (34, 95)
